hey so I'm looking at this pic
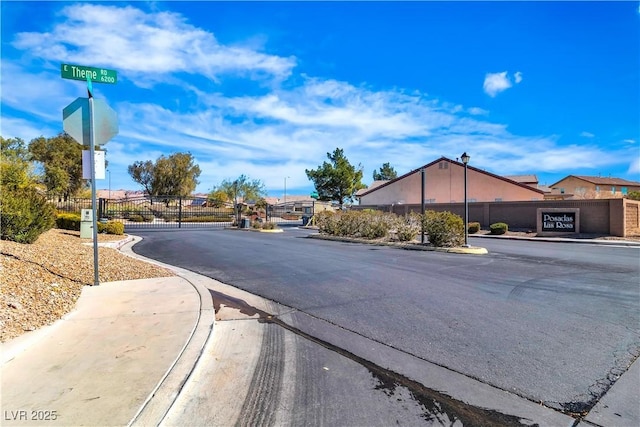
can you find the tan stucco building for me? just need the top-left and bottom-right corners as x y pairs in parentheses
(550, 175), (640, 199)
(356, 157), (545, 205)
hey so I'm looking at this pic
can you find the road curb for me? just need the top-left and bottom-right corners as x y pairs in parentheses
(117, 236), (216, 427)
(307, 233), (489, 254)
(473, 233), (640, 246)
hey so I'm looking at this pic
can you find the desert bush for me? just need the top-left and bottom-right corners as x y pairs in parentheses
(98, 221), (124, 235)
(251, 221), (278, 230)
(337, 210), (367, 237)
(468, 222), (481, 234)
(141, 213), (155, 222)
(128, 214), (144, 222)
(393, 212), (421, 242)
(316, 211), (340, 235)
(262, 221), (277, 230)
(490, 222), (508, 235)
(358, 211), (391, 239)
(423, 210), (464, 247)
(1, 188), (56, 243)
(56, 213), (81, 231)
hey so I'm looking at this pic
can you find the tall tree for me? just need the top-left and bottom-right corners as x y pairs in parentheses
(128, 152), (201, 198)
(211, 174), (266, 206)
(305, 147), (365, 208)
(210, 175), (267, 223)
(1, 137), (35, 191)
(373, 162), (398, 181)
(28, 133), (89, 200)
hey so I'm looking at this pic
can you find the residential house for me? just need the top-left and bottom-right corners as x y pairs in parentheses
(550, 176), (640, 199)
(356, 157), (545, 205)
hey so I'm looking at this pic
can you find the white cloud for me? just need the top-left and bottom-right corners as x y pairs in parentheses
(580, 131), (595, 138)
(468, 107), (489, 116)
(483, 72), (511, 97)
(514, 71), (523, 84)
(628, 156), (640, 175)
(623, 139), (636, 144)
(12, 4), (296, 85)
(483, 71), (522, 97)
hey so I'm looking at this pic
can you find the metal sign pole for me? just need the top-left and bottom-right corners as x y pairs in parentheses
(88, 81), (99, 286)
(62, 63), (118, 287)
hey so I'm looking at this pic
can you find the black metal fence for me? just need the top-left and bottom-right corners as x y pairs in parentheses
(49, 196), (311, 230)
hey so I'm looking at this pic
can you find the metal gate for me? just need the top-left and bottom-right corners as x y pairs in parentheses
(51, 196), (306, 230)
(99, 196), (234, 230)
(98, 196), (306, 230)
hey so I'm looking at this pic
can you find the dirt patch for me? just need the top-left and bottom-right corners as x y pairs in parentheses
(0, 229), (174, 342)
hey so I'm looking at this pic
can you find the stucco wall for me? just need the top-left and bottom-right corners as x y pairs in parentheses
(359, 160), (543, 205)
(355, 198), (639, 237)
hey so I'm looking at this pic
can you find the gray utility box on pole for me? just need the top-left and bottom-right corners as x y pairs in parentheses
(80, 209), (93, 239)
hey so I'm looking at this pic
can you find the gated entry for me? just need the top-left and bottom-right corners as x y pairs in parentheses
(98, 196), (233, 229)
(96, 196), (304, 230)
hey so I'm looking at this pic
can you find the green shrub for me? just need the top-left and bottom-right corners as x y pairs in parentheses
(128, 214), (144, 222)
(141, 213), (154, 222)
(56, 213), (82, 231)
(98, 221), (124, 235)
(423, 210), (464, 247)
(468, 222), (481, 234)
(1, 188), (56, 243)
(490, 222), (508, 235)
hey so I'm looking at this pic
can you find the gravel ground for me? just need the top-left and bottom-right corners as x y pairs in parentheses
(0, 229), (174, 343)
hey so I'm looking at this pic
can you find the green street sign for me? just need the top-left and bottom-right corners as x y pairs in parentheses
(61, 63), (117, 84)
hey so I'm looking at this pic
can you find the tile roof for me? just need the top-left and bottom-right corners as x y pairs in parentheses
(505, 174), (538, 184)
(550, 175), (640, 187)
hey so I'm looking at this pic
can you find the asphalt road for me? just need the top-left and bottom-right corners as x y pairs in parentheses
(132, 227), (640, 416)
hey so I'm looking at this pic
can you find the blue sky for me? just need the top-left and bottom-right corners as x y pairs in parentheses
(2, 1), (639, 198)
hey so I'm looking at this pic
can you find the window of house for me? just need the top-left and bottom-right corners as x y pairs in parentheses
(622, 187), (628, 195)
(495, 198), (503, 202)
(560, 188), (565, 194)
(612, 186), (616, 193)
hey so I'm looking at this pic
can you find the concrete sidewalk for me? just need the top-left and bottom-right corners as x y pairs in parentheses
(1, 269), (214, 426)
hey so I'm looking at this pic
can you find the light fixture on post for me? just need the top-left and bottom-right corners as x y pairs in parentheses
(284, 176), (290, 213)
(461, 152), (470, 247)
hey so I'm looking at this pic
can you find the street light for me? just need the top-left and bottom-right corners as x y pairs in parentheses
(107, 169), (111, 200)
(461, 152), (470, 247)
(284, 176), (290, 213)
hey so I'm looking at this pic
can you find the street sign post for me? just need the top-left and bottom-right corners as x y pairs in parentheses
(61, 63), (117, 84)
(61, 63), (118, 286)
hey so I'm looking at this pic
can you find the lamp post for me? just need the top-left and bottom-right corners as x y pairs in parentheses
(284, 176), (290, 213)
(461, 152), (470, 247)
(107, 169), (111, 200)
